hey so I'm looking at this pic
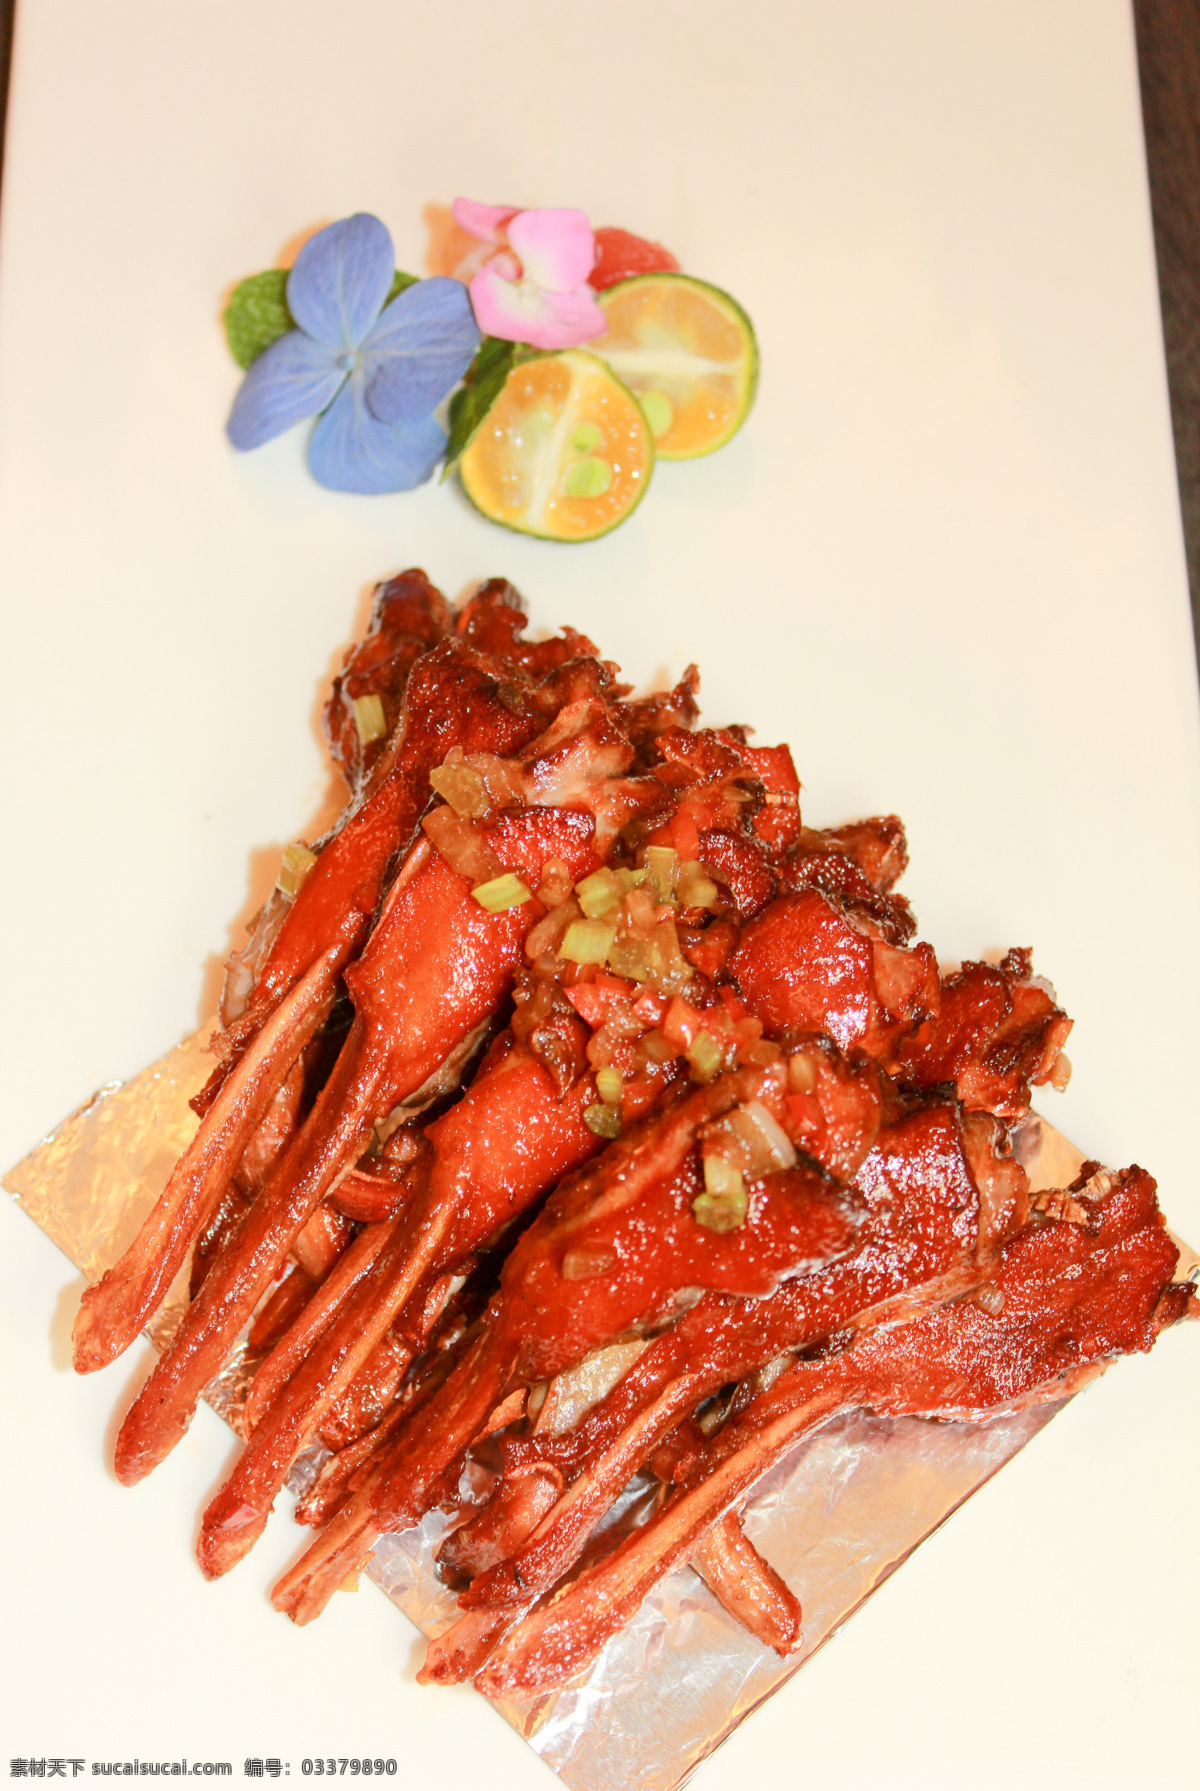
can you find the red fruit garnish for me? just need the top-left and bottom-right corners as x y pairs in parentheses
(588, 227), (681, 291)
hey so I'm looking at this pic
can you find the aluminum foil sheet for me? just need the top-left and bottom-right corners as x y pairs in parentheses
(6, 1031), (1197, 1791)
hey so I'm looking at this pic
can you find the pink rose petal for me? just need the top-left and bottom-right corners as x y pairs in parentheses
(468, 265), (607, 349)
(452, 198), (520, 245)
(507, 208), (596, 292)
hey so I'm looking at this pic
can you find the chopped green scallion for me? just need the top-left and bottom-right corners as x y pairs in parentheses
(471, 872), (533, 912)
(277, 842), (317, 900)
(686, 1031), (723, 1082)
(352, 693), (388, 747)
(693, 1188), (749, 1233)
(595, 1066), (624, 1105)
(584, 1102), (623, 1139)
(575, 869), (624, 919)
(560, 918), (618, 964)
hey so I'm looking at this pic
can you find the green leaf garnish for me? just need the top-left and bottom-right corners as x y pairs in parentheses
(442, 336), (520, 475)
(225, 267), (420, 370)
(224, 270), (294, 369)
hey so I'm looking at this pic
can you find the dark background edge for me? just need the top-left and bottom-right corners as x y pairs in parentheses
(0, 0), (1196, 666)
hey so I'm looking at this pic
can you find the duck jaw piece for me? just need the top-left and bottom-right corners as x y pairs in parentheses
(272, 1325), (521, 1627)
(78, 588), (601, 1379)
(240, 1202), (423, 1439)
(269, 1065), (858, 1627)
(485, 1063), (862, 1389)
(437, 1461), (566, 1588)
(321, 569), (453, 803)
(730, 888), (941, 1067)
(196, 1047), (600, 1580)
(363, 1068), (858, 1545)
(231, 631), (601, 1047)
(690, 1510), (804, 1656)
(454, 1101), (1022, 1622)
(474, 1163), (1188, 1699)
(71, 945), (342, 1374)
(895, 947), (1073, 1117)
(497, 1101), (1021, 1495)
(111, 808), (599, 1488)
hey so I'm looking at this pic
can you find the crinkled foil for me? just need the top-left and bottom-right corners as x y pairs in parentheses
(6, 1031), (1198, 1791)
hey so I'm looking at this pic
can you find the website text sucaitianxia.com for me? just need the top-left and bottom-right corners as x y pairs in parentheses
(10, 1763), (400, 1779)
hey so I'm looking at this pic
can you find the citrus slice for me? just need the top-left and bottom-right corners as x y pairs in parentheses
(457, 349), (654, 541)
(590, 273), (759, 459)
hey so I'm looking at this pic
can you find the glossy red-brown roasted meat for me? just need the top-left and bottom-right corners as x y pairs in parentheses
(113, 806), (600, 1488)
(73, 579), (600, 1377)
(896, 947), (1072, 1116)
(322, 569), (453, 799)
(74, 576), (1189, 1705)
(469, 1163), (1188, 1696)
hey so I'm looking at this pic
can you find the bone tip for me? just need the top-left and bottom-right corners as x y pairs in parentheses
(71, 1305), (113, 1376)
(112, 1440), (152, 1488)
(270, 1582), (314, 1626)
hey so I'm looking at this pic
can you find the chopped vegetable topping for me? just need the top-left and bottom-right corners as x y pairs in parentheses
(686, 1031), (723, 1083)
(583, 1102), (623, 1139)
(643, 845), (679, 901)
(561, 919), (618, 964)
(276, 842), (318, 900)
(693, 1187), (749, 1233)
(353, 693), (388, 747)
(676, 860), (720, 910)
(575, 866), (648, 918)
(471, 872), (533, 912)
(595, 1066), (624, 1105)
(788, 1051), (818, 1093)
(424, 807), (502, 884)
(729, 1100), (797, 1173)
(537, 858), (574, 907)
(702, 1155), (747, 1199)
(429, 750), (489, 818)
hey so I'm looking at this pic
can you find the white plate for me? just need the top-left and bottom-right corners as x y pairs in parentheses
(1, 3), (1197, 1787)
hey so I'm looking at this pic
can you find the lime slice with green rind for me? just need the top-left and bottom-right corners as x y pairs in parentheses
(457, 349), (654, 542)
(590, 272), (759, 459)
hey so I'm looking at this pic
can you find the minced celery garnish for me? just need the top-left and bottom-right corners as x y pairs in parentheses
(693, 1187), (749, 1233)
(676, 860), (720, 910)
(595, 1066), (624, 1105)
(470, 872), (533, 912)
(560, 919), (618, 964)
(575, 866), (649, 919)
(686, 1031), (723, 1082)
(277, 842), (318, 899)
(584, 1102), (622, 1139)
(695, 1157), (749, 1230)
(352, 693), (387, 747)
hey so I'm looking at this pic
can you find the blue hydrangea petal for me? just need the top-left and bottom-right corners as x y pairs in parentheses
(307, 372), (447, 494)
(226, 330), (345, 450)
(286, 214), (394, 352)
(361, 277), (482, 426)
